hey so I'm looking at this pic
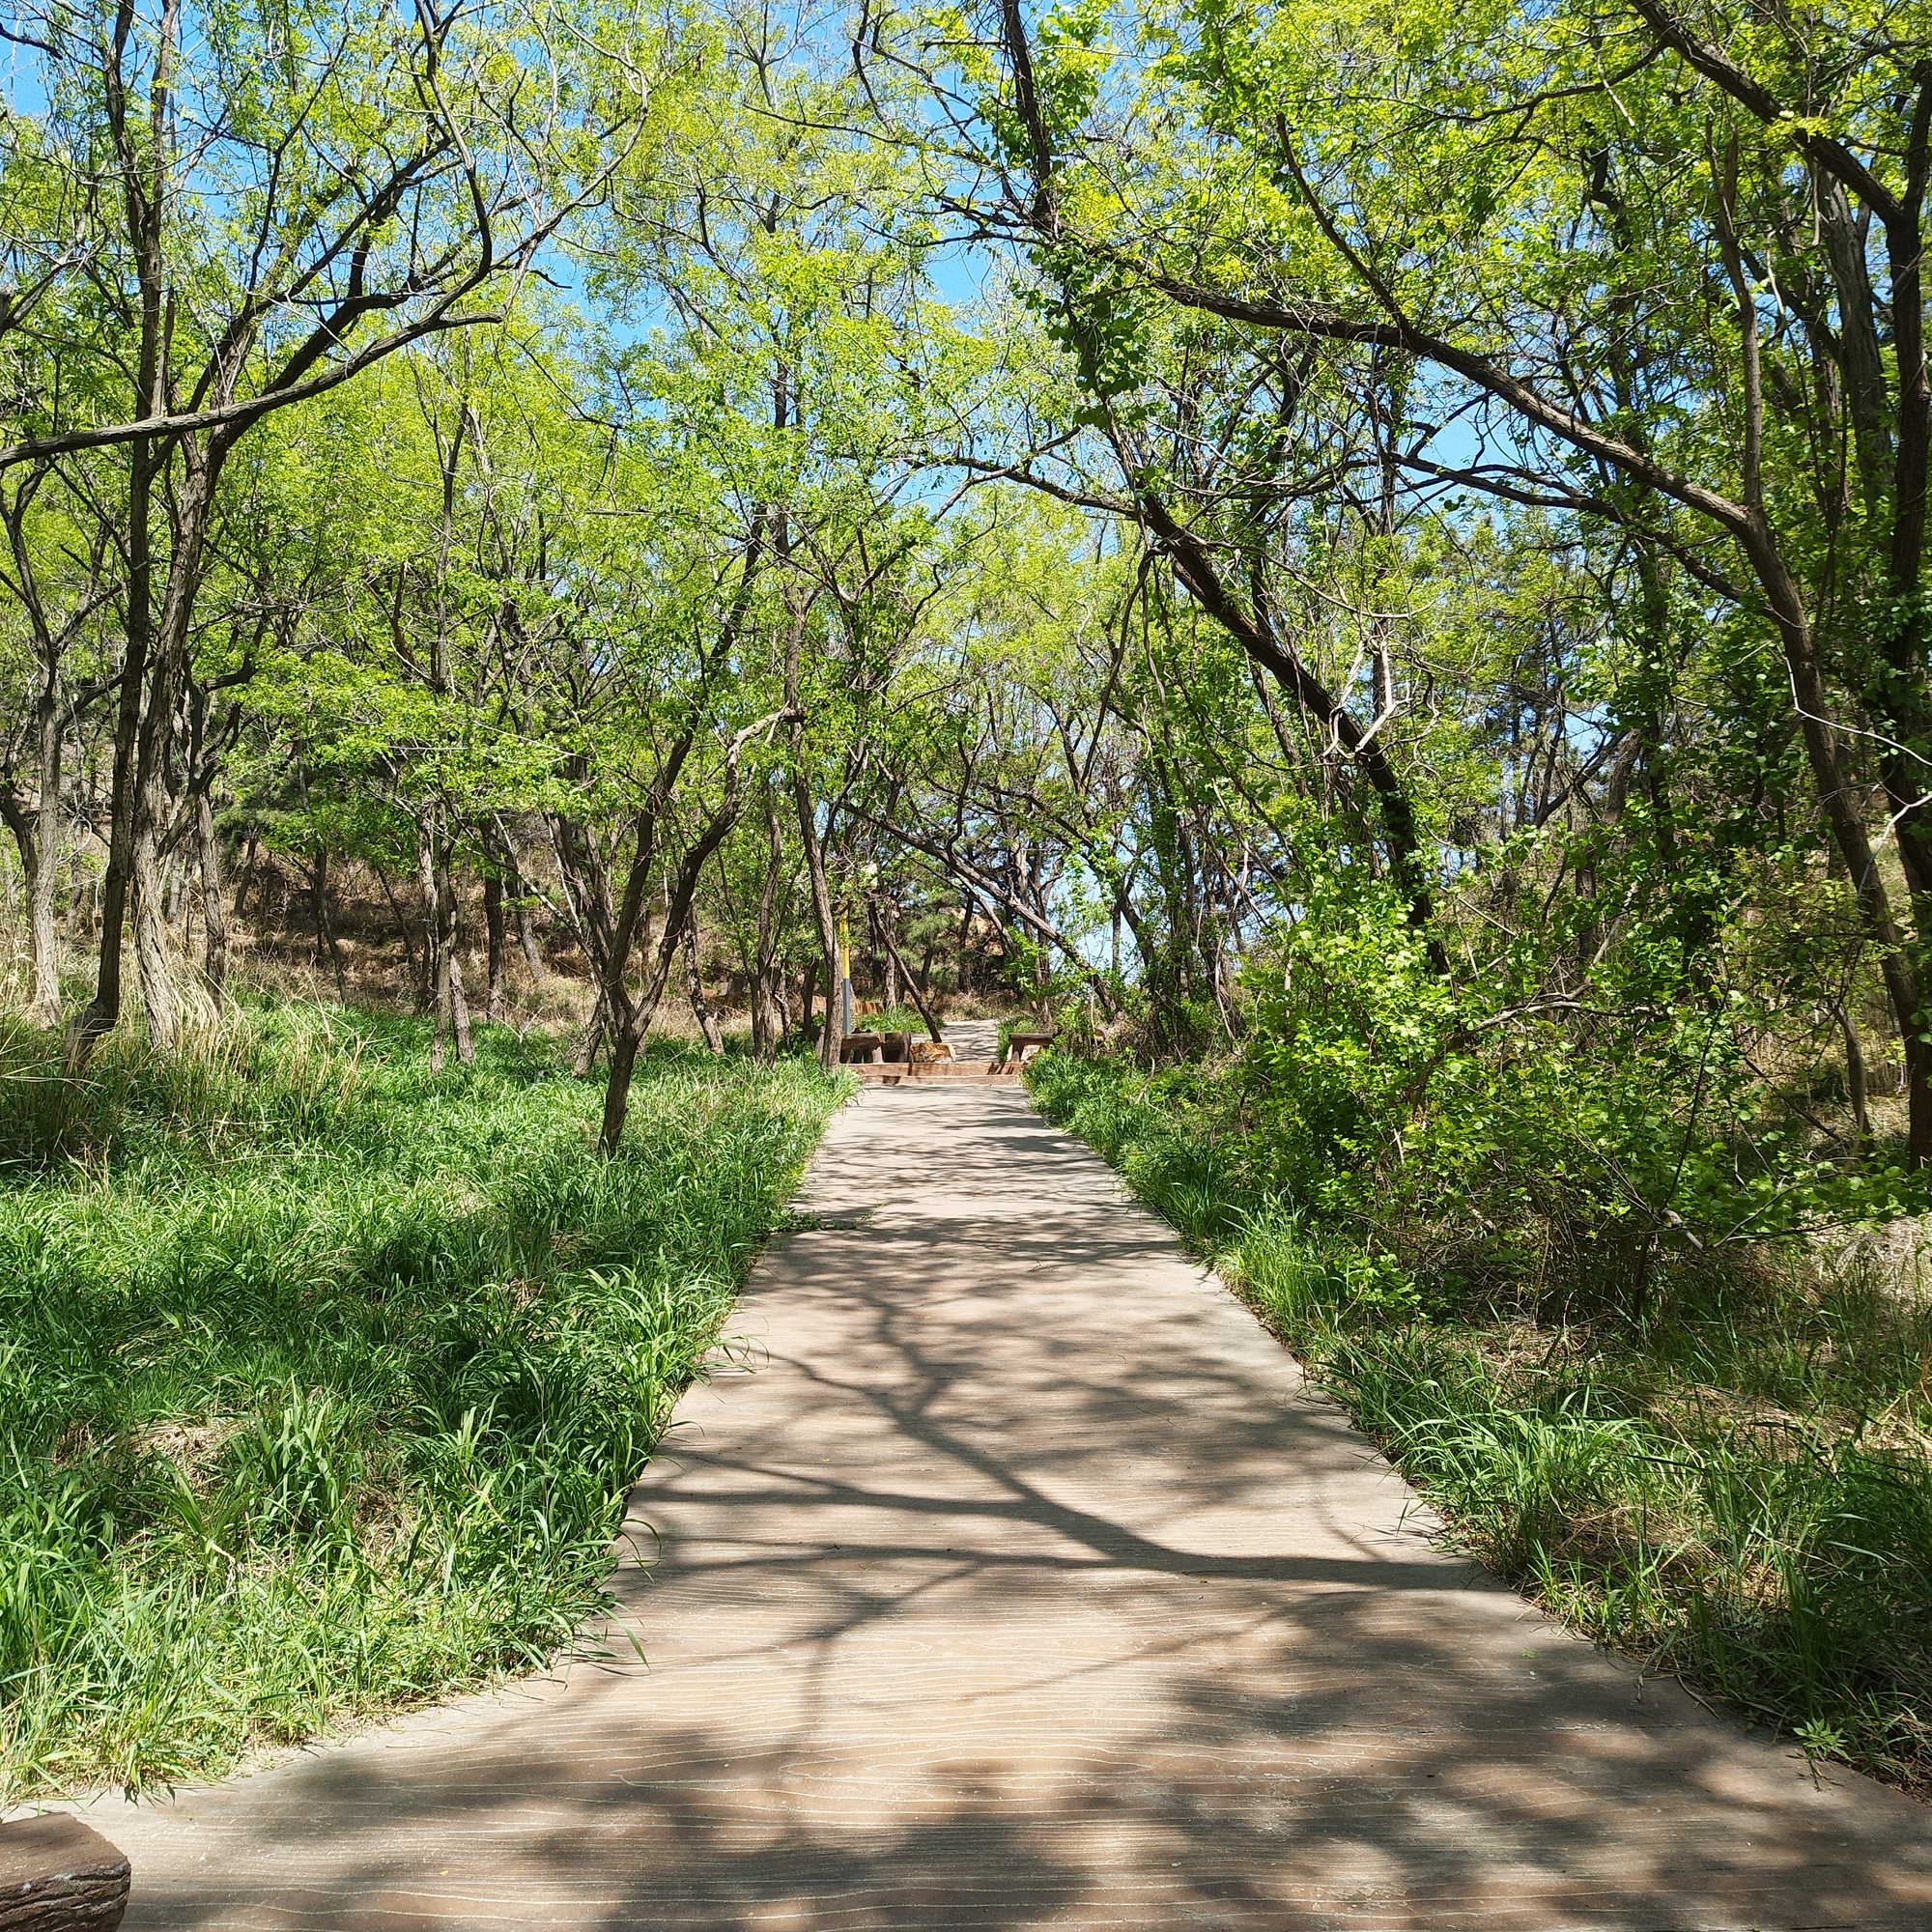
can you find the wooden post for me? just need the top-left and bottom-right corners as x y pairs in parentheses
(0, 1813), (131, 1928)
(838, 912), (853, 1043)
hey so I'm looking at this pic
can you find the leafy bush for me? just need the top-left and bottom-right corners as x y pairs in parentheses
(1195, 882), (1918, 1320)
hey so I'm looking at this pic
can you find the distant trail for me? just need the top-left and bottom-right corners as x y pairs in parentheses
(79, 1079), (1932, 1929)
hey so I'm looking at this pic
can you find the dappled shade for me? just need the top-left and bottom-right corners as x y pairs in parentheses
(78, 1086), (1932, 1929)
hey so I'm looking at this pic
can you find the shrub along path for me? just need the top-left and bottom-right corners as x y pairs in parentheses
(73, 1083), (1932, 1928)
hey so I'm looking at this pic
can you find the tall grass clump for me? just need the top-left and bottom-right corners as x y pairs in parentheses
(1028, 1047), (1932, 1797)
(0, 1004), (843, 1799)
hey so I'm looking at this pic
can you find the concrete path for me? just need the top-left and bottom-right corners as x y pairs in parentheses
(934, 1017), (1002, 1059)
(77, 1084), (1932, 1928)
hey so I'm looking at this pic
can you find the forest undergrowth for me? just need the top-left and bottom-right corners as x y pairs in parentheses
(0, 1001), (843, 1800)
(1029, 1050), (1932, 1800)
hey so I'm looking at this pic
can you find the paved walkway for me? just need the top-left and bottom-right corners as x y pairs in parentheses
(78, 1084), (1932, 1928)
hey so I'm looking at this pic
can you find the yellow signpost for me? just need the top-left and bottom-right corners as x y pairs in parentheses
(838, 912), (853, 1041)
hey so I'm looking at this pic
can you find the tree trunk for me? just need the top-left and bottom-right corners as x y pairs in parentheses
(69, 598), (147, 1066)
(311, 838), (347, 1001)
(436, 846), (474, 1065)
(27, 693), (62, 1025)
(791, 773), (840, 1070)
(64, 420), (156, 1065)
(25, 807), (59, 1028)
(497, 827), (549, 982)
(877, 918), (946, 1043)
(683, 913), (724, 1054)
(875, 895), (902, 1011)
(234, 834), (259, 917)
(751, 799), (784, 1064)
(432, 942), (453, 1070)
(130, 833), (180, 1050)
(599, 1004), (640, 1155)
(751, 967), (780, 1064)
(126, 449), (221, 1053)
(1834, 997), (1872, 1142)
(197, 789), (227, 997)
(448, 945), (474, 1063)
(516, 894), (546, 984)
(597, 806), (748, 1149)
(574, 988), (607, 1077)
(592, 938), (656, 1152)
(482, 856), (507, 1023)
(1744, 529), (1932, 1166)
(419, 821), (448, 1069)
(1, 721), (62, 1028)
(65, 1), (181, 1071)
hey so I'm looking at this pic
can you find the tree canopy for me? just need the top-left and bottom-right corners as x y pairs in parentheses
(0, 0), (1926, 1225)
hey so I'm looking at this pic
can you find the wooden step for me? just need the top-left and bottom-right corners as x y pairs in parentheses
(851, 1062), (1021, 1086)
(0, 1813), (131, 1929)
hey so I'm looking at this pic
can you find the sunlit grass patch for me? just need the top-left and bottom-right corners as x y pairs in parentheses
(0, 1008), (843, 1799)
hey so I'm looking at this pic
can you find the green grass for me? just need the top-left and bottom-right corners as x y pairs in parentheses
(848, 1004), (944, 1038)
(1028, 1049), (1932, 1797)
(0, 1003), (845, 1799)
